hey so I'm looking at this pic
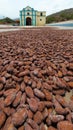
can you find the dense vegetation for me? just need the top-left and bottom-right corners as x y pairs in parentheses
(0, 17), (15, 24)
(46, 8), (73, 23)
(0, 17), (20, 25)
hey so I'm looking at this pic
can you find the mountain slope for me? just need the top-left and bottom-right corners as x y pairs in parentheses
(46, 8), (73, 23)
(0, 17), (15, 24)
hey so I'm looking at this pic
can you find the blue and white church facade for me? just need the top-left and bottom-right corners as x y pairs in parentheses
(20, 6), (46, 26)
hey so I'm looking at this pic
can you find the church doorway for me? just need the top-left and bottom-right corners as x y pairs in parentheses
(26, 17), (32, 25)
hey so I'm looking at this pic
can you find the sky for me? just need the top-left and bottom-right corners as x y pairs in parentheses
(0, 0), (73, 19)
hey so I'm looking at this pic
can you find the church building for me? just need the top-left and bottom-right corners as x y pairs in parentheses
(20, 6), (46, 26)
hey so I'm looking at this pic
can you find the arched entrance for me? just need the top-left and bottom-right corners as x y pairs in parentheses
(26, 17), (32, 26)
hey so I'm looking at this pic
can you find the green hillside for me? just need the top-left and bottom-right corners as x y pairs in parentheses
(0, 17), (15, 24)
(46, 8), (73, 23)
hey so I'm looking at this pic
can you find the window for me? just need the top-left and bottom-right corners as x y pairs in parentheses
(27, 12), (30, 15)
(40, 12), (43, 16)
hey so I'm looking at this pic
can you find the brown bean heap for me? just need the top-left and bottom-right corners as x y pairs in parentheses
(0, 27), (73, 130)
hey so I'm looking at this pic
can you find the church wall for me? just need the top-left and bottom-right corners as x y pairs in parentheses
(36, 16), (46, 26)
(20, 6), (46, 26)
(32, 11), (36, 26)
(36, 11), (46, 26)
